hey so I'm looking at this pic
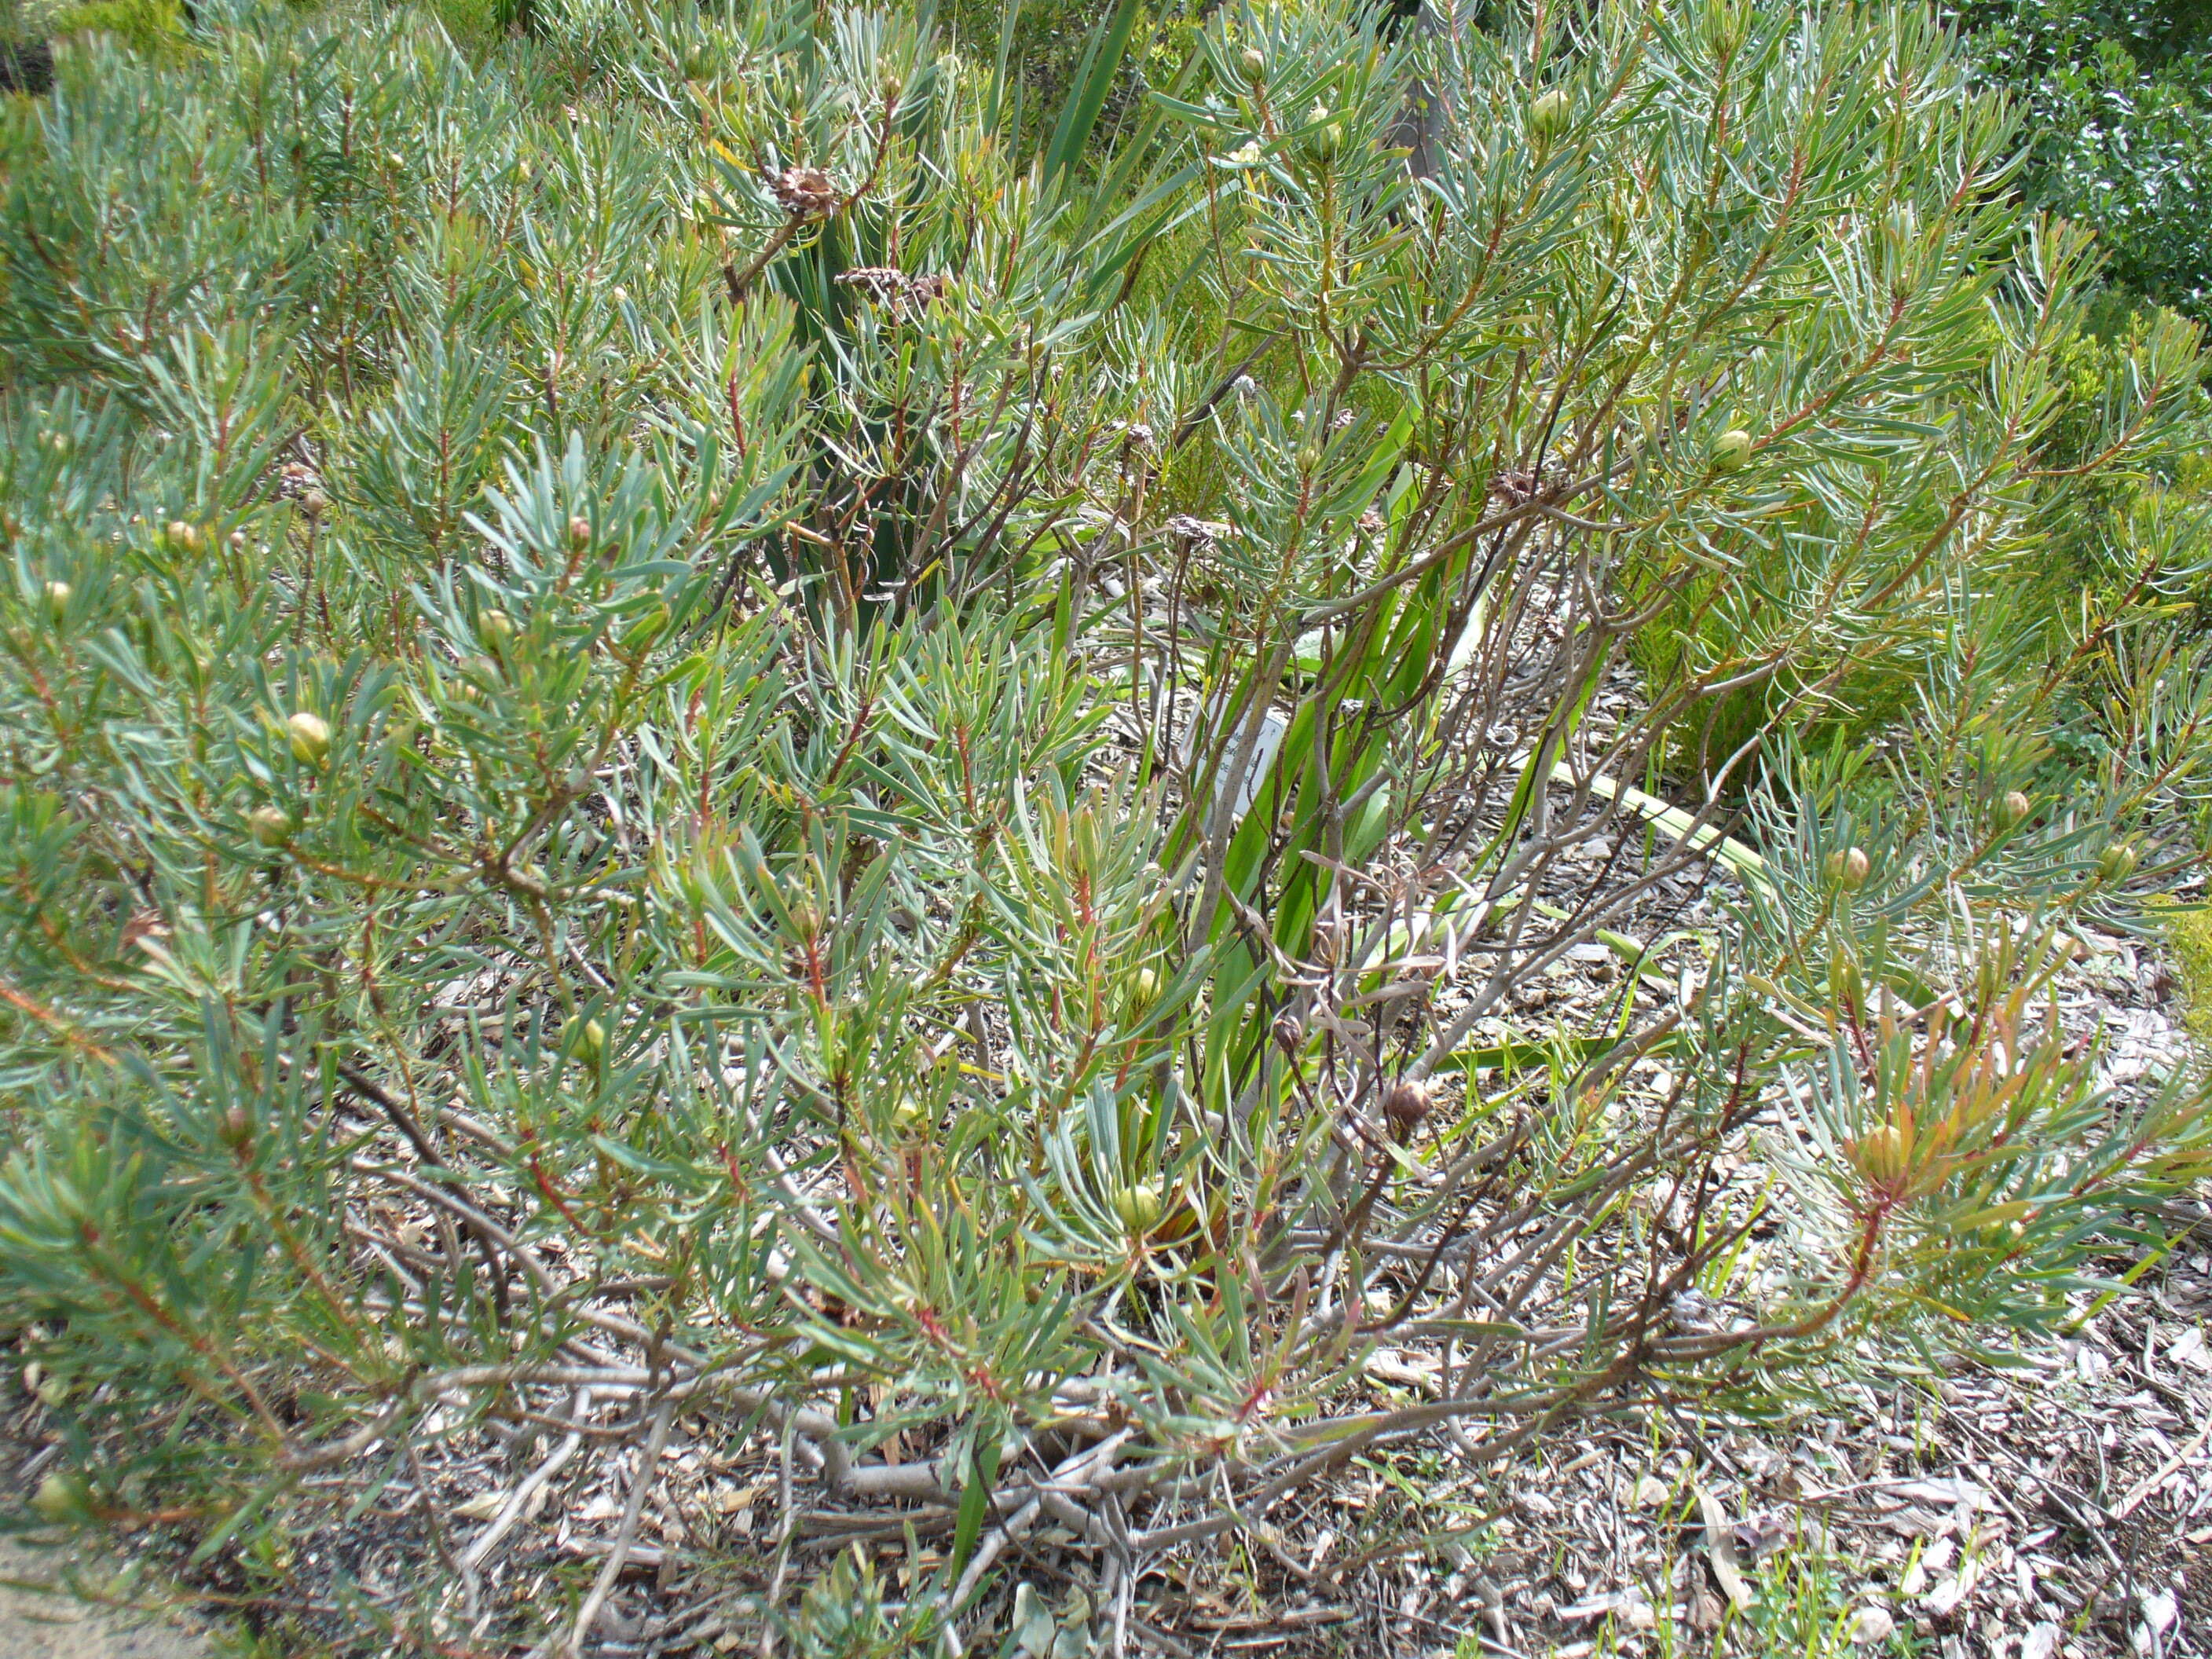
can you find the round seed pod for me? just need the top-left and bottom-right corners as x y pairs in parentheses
(287, 710), (331, 767)
(1712, 429), (1753, 471)
(248, 805), (294, 848)
(1382, 1078), (1434, 1137)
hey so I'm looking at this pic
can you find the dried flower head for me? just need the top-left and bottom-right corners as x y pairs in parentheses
(836, 267), (947, 315)
(1166, 515), (1234, 544)
(1381, 1078), (1433, 1137)
(769, 165), (838, 216)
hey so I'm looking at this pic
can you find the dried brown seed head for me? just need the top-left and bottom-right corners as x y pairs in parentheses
(769, 165), (837, 216)
(1382, 1079), (1433, 1137)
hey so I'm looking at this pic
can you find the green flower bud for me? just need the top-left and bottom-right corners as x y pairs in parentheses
(248, 805), (294, 848)
(1529, 87), (1571, 141)
(480, 609), (515, 644)
(2097, 841), (2139, 884)
(163, 519), (207, 555)
(622, 606), (670, 651)
(1112, 1181), (1164, 1237)
(567, 1015), (607, 1066)
(1302, 101), (1340, 163)
(1712, 429), (1754, 471)
(1997, 790), (2031, 830)
(31, 1470), (94, 1525)
(1822, 846), (1870, 890)
(568, 515), (592, 550)
(1831, 953), (1865, 1013)
(43, 580), (69, 619)
(1706, 0), (1749, 58)
(1240, 46), (1266, 82)
(287, 710), (331, 767)
(1133, 966), (1163, 1007)
(1852, 1122), (1906, 1185)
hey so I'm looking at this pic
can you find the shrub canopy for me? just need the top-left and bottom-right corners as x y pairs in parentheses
(0, 0), (2207, 1648)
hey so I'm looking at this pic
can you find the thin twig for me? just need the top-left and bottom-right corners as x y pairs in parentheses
(759, 1417), (799, 1659)
(2111, 1412), (2212, 1522)
(566, 1397), (675, 1658)
(460, 1386), (591, 1573)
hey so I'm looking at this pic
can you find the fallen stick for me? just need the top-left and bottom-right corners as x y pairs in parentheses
(460, 1386), (591, 1573)
(2111, 1412), (2212, 1522)
(566, 1397), (675, 1658)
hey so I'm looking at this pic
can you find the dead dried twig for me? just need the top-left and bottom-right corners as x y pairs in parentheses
(566, 1396), (675, 1658)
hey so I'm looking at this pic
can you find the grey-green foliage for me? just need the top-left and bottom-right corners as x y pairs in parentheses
(0, 1), (2206, 1649)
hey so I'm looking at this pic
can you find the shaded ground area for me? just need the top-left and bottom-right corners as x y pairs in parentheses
(0, 1536), (212, 1659)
